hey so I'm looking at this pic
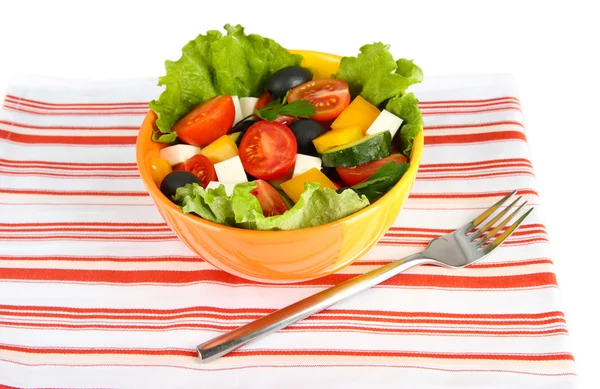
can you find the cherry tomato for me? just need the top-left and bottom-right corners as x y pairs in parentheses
(149, 157), (173, 186)
(255, 92), (273, 111)
(287, 78), (351, 122)
(251, 179), (290, 217)
(239, 121), (297, 180)
(336, 154), (408, 186)
(179, 154), (217, 188)
(172, 96), (235, 147)
(273, 115), (299, 126)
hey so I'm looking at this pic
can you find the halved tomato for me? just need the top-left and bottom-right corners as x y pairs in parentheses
(251, 179), (290, 217)
(172, 96), (235, 147)
(179, 154), (217, 188)
(273, 115), (299, 126)
(336, 154), (408, 186)
(255, 92), (273, 110)
(239, 121), (297, 180)
(287, 78), (351, 122)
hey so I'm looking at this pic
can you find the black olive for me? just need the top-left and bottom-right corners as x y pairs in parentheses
(289, 119), (326, 156)
(266, 66), (312, 99)
(231, 119), (258, 146)
(160, 171), (201, 199)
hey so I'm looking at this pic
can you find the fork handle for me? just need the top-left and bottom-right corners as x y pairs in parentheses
(196, 252), (429, 362)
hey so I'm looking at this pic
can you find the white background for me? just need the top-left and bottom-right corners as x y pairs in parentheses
(0, 0), (597, 386)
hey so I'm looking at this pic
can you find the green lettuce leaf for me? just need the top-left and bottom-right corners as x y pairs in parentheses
(333, 43), (422, 106)
(173, 181), (369, 231)
(352, 162), (410, 202)
(395, 58), (423, 85)
(386, 93), (424, 156)
(173, 184), (235, 225)
(150, 24), (301, 143)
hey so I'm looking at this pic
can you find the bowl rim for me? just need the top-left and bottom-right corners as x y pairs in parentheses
(136, 50), (424, 236)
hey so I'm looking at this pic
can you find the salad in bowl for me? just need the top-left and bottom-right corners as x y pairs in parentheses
(146, 24), (423, 231)
(136, 24), (423, 282)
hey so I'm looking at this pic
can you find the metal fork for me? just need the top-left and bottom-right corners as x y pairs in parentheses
(196, 191), (533, 362)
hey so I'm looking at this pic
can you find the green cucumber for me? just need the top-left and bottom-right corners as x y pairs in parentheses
(320, 131), (392, 167)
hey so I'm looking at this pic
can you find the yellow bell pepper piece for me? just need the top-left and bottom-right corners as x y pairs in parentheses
(148, 157), (172, 186)
(312, 126), (363, 154)
(280, 168), (337, 203)
(331, 96), (380, 134)
(200, 134), (239, 164)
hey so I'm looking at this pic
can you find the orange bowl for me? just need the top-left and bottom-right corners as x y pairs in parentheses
(136, 50), (424, 283)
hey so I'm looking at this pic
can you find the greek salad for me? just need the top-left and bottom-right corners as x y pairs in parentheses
(148, 24), (424, 231)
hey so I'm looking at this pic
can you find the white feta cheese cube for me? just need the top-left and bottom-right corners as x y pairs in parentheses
(214, 156), (248, 184)
(159, 144), (201, 166)
(231, 96), (243, 126)
(239, 97), (259, 118)
(365, 109), (403, 138)
(293, 154), (322, 178)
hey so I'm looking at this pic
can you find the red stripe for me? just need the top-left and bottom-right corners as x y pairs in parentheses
(419, 96), (520, 105)
(0, 255), (202, 263)
(0, 343), (572, 361)
(0, 169), (140, 179)
(358, 258), (553, 268)
(420, 101), (521, 109)
(0, 268), (558, 288)
(0, 159), (137, 168)
(420, 158), (533, 169)
(419, 163), (533, 173)
(425, 121), (525, 130)
(0, 236), (176, 241)
(0, 120), (138, 131)
(5, 94), (148, 108)
(409, 189), (538, 199)
(4, 97), (148, 111)
(4, 104), (149, 116)
(0, 304), (564, 319)
(0, 222), (165, 227)
(0, 309), (566, 326)
(378, 238), (548, 247)
(384, 229), (547, 239)
(422, 107), (521, 116)
(388, 224), (545, 233)
(0, 163), (137, 172)
(0, 227), (172, 233)
(0, 188), (148, 197)
(425, 131), (527, 145)
(0, 321), (568, 337)
(0, 130), (136, 145)
(417, 171), (534, 180)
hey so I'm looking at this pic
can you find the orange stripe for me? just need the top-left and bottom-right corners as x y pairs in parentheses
(0, 188), (148, 197)
(0, 343), (573, 361)
(419, 96), (520, 105)
(0, 222), (166, 227)
(4, 104), (148, 116)
(425, 131), (527, 145)
(0, 169), (139, 179)
(0, 159), (137, 168)
(0, 308), (567, 325)
(0, 321), (568, 337)
(0, 227), (172, 233)
(0, 304), (564, 319)
(0, 236), (176, 241)
(420, 158), (533, 169)
(0, 129), (136, 145)
(0, 255), (202, 263)
(5, 94), (149, 107)
(0, 268), (558, 288)
(409, 189), (539, 199)
(425, 120), (525, 130)
(417, 171), (534, 180)
(0, 120), (138, 130)
(419, 162), (533, 173)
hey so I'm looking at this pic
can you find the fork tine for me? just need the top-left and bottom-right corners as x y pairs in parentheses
(483, 207), (534, 253)
(470, 196), (522, 241)
(475, 201), (527, 247)
(467, 190), (517, 230)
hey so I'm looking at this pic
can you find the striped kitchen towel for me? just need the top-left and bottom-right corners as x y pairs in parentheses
(0, 74), (575, 389)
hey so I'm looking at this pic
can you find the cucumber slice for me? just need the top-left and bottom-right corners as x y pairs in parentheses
(320, 131), (392, 167)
